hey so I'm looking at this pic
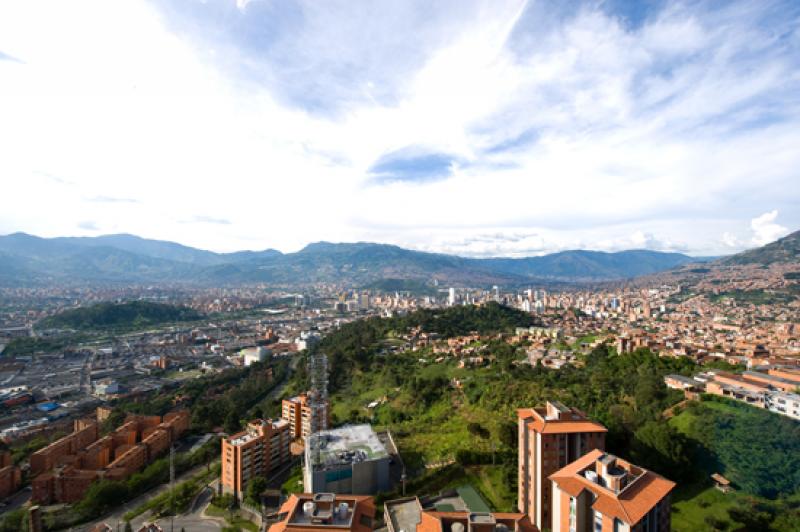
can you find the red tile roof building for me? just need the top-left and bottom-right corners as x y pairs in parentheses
(518, 402), (607, 531)
(549, 450), (675, 532)
(268, 493), (376, 532)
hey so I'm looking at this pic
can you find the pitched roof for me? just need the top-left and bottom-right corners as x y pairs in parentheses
(549, 449), (675, 525)
(517, 407), (607, 435)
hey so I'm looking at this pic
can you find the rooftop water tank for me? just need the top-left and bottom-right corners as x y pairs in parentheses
(452, 523), (465, 532)
(303, 502), (315, 517)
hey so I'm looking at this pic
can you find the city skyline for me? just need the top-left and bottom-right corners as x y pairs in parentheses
(1, 0), (799, 256)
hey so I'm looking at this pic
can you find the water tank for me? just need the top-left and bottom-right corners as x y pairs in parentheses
(303, 502), (315, 517)
(338, 502), (349, 517)
(584, 470), (599, 484)
(452, 523), (465, 532)
(496, 524), (509, 532)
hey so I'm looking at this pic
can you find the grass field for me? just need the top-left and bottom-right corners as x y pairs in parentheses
(671, 482), (741, 531)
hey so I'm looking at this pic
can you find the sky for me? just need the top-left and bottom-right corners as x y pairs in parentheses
(0, 0), (798, 257)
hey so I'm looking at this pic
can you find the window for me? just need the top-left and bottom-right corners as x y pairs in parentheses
(594, 512), (603, 532)
(569, 497), (576, 532)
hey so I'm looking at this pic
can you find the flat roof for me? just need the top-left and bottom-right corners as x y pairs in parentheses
(307, 424), (389, 468)
(385, 498), (422, 532)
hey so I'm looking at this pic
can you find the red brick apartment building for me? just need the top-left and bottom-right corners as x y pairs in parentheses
(269, 493), (375, 532)
(282, 392), (331, 441)
(549, 450), (675, 532)
(30, 410), (189, 504)
(0, 450), (22, 498)
(221, 418), (291, 497)
(518, 401), (607, 531)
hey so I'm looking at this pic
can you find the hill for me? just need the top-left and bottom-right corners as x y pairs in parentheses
(478, 249), (697, 279)
(720, 229), (800, 265)
(37, 301), (204, 331)
(0, 232), (706, 286)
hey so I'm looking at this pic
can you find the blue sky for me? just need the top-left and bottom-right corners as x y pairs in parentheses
(0, 0), (798, 256)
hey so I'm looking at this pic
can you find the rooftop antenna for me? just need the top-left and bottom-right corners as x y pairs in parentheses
(308, 352), (329, 465)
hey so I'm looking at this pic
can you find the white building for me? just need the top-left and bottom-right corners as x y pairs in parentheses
(766, 391), (800, 420)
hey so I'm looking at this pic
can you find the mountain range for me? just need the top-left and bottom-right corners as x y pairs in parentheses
(0, 231), (730, 287)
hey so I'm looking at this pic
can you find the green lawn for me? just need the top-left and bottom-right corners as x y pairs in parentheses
(671, 482), (742, 531)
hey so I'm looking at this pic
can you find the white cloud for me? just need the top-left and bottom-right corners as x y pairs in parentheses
(750, 210), (788, 246)
(0, 0), (798, 256)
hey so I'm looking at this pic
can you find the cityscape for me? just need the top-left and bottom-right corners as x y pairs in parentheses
(1, 1), (800, 531)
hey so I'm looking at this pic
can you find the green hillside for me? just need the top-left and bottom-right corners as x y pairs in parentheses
(38, 301), (204, 331)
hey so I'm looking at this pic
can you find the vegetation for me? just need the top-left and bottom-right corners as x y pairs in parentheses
(361, 278), (438, 295)
(37, 300), (204, 331)
(42, 436), (220, 529)
(709, 288), (796, 305)
(2, 334), (88, 356)
(288, 304), (695, 512)
(122, 464), (219, 521)
(288, 303), (800, 530)
(670, 396), (800, 498)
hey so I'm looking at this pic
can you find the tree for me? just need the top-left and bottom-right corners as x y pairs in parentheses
(124, 521), (133, 532)
(630, 421), (694, 482)
(224, 411), (240, 434)
(245, 476), (269, 507)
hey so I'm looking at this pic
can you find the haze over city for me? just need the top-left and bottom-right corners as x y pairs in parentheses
(1, 0), (799, 256)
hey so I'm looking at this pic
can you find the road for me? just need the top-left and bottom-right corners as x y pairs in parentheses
(76, 462), (216, 531)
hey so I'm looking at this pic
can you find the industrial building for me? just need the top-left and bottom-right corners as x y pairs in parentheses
(304, 424), (391, 495)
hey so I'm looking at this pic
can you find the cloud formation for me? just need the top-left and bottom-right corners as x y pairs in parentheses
(750, 210), (789, 246)
(0, 0), (798, 255)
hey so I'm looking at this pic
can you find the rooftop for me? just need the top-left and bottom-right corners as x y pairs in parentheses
(307, 424), (389, 468)
(517, 402), (607, 435)
(549, 449), (675, 525)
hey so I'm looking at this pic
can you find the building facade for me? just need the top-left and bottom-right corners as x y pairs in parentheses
(304, 424), (391, 495)
(549, 450), (675, 532)
(282, 392), (331, 441)
(221, 418), (291, 497)
(30, 410), (189, 504)
(518, 401), (607, 531)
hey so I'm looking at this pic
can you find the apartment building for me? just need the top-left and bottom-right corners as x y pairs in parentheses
(221, 418), (291, 497)
(518, 401), (607, 531)
(0, 450), (21, 498)
(765, 391), (800, 420)
(282, 392), (331, 441)
(549, 450), (675, 532)
(268, 493), (375, 532)
(31, 410), (189, 504)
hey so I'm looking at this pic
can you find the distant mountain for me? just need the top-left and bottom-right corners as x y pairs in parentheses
(477, 249), (697, 280)
(0, 232), (708, 286)
(720, 230), (800, 265)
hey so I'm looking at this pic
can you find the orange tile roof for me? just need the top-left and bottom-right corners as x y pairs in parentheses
(549, 449), (675, 525)
(518, 408), (607, 434)
(269, 494), (376, 532)
(417, 511), (538, 532)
